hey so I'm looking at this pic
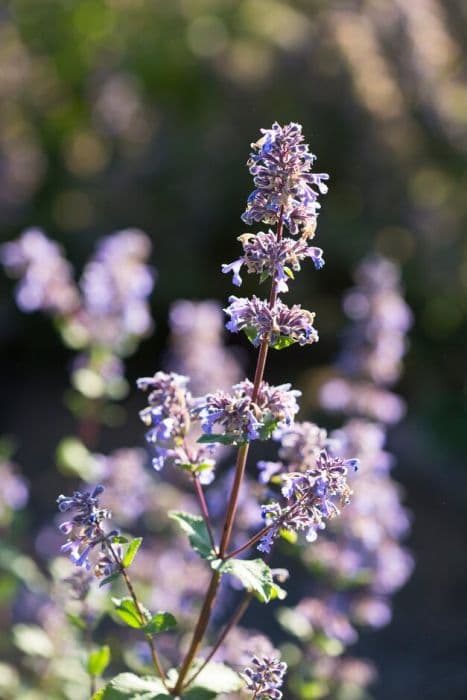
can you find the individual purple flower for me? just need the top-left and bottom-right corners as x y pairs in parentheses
(0, 228), (80, 315)
(258, 450), (357, 552)
(222, 230), (324, 293)
(193, 379), (301, 443)
(57, 486), (120, 578)
(225, 295), (318, 348)
(242, 654), (287, 699)
(242, 122), (329, 237)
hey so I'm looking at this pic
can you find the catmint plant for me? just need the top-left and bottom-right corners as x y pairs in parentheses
(67, 121), (355, 699)
(0, 124), (414, 700)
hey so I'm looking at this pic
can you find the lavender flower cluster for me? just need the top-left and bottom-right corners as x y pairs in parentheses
(1, 227), (155, 402)
(259, 449), (357, 553)
(57, 486), (120, 577)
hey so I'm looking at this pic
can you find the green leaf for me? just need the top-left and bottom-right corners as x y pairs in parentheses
(271, 336), (296, 350)
(122, 537), (143, 568)
(259, 271), (271, 284)
(283, 266), (295, 279)
(12, 624), (54, 658)
(280, 529), (298, 544)
(258, 415), (280, 441)
(100, 673), (168, 699)
(197, 433), (243, 446)
(91, 691), (105, 700)
(112, 535), (129, 544)
(112, 597), (149, 629)
(99, 572), (121, 588)
(88, 645), (111, 676)
(66, 612), (87, 631)
(144, 612), (177, 635)
(215, 558), (275, 603)
(169, 512), (215, 560)
(243, 326), (259, 345)
(269, 582), (288, 601)
(181, 690), (216, 700)
(190, 662), (243, 693)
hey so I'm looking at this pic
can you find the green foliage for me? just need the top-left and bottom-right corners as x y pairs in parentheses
(88, 645), (111, 677)
(98, 673), (168, 699)
(197, 433), (245, 446)
(122, 537), (143, 568)
(213, 558), (277, 603)
(112, 597), (149, 629)
(99, 572), (122, 588)
(144, 612), (177, 635)
(168, 511), (215, 560)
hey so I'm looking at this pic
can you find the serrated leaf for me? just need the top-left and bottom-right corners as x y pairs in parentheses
(100, 673), (168, 699)
(88, 645), (111, 676)
(122, 538), (143, 568)
(197, 433), (243, 446)
(99, 572), (121, 588)
(112, 597), (149, 629)
(168, 512), (215, 560)
(271, 336), (296, 350)
(217, 558), (274, 603)
(144, 612), (177, 635)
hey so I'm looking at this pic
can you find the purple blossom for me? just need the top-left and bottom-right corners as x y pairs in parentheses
(225, 295), (318, 348)
(259, 450), (357, 552)
(0, 459), (29, 524)
(57, 486), (120, 578)
(0, 228), (79, 315)
(166, 300), (243, 394)
(242, 655), (287, 699)
(242, 122), (329, 237)
(80, 228), (155, 349)
(222, 230), (324, 293)
(193, 379), (301, 443)
(138, 371), (218, 480)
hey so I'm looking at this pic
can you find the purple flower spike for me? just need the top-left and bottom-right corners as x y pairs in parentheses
(242, 122), (329, 238)
(242, 654), (287, 699)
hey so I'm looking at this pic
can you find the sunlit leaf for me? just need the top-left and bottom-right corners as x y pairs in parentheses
(168, 512), (215, 560)
(122, 537), (143, 568)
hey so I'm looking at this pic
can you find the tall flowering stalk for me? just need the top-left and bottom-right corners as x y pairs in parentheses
(127, 122), (356, 697)
(1, 123), (367, 700)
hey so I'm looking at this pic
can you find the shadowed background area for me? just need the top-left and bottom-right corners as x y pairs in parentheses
(0, 1), (466, 698)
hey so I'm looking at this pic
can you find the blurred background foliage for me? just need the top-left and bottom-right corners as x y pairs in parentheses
(0, 0), (466, 698)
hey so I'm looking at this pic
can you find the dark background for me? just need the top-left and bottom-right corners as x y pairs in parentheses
(0, 1), (466, 698)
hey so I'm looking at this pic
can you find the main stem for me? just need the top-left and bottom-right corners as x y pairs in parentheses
(172, 207), (285, 695)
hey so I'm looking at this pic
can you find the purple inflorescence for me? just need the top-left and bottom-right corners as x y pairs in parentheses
(80, 228), (155, 348)
(166, 299), (243, 394)
(138, 371), (216, 480)
(222, 230), (324, 293)
(242, 654), (288, 699)
(0, 228), (80, 315)
(225, 295), (318, 348)
(242, 122), (329, 237)
(258, 450), (357, 552)
(194, 379), (301, 443)
(57, 486), (120, 578)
